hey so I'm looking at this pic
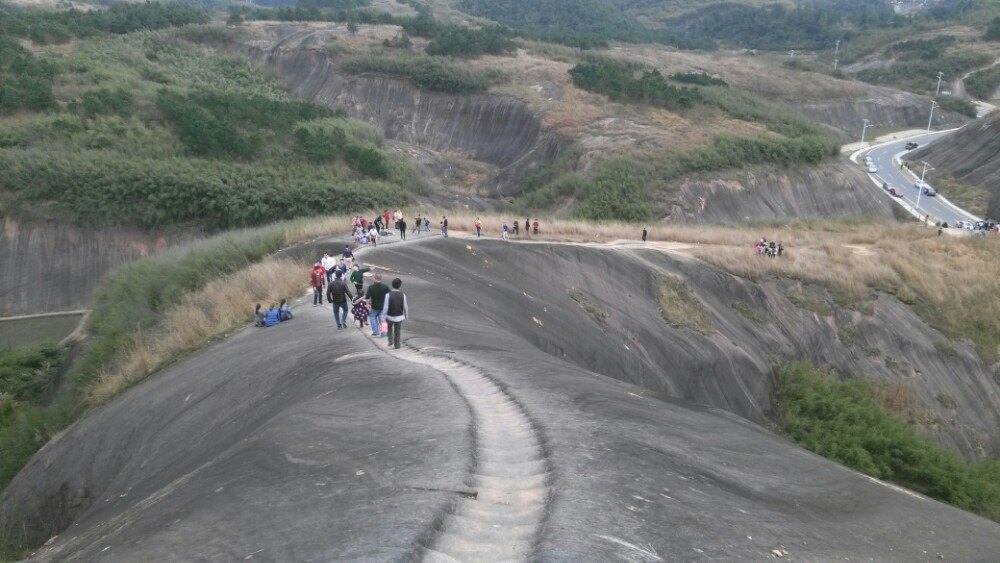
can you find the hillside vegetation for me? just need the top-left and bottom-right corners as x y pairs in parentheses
(780, 363), (999, 522)
(0, 3), (421, 230)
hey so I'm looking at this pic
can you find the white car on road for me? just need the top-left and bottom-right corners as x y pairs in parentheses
(867, 165), (877, 173)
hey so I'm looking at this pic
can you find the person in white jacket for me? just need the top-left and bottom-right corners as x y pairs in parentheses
(381, 278), (409, 349)
(321, 253), (336, 283)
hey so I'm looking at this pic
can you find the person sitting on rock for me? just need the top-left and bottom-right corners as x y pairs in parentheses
(254, 304), (265, 327)
(264, 303), (281, 327)
(279, 299), (293, 321)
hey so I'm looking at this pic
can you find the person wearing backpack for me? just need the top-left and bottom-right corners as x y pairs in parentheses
(365, 273), (390, 337)
(423, 217), (430, 232)
(381, 278), (409, 349)
(326, 271), (354, 329)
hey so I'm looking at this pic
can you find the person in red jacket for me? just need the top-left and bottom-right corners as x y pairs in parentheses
(310, 262), (326, 306)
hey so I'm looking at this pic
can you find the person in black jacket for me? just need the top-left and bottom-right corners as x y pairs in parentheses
(326, 271), (354, 329)
(398, 218), (407, 240)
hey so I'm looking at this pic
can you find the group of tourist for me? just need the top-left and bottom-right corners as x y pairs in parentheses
(754, 237), (784, 257)
(351, 209), (435, 246)
(472, 217), (541, 240)
(305, 243), (410, 348)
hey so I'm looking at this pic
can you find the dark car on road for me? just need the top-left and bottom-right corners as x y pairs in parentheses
(888, 187), (903, 197)
(905, 142), (919, 150)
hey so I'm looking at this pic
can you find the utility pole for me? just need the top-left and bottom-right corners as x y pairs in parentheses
(860, 118), (873, 147)
(834, 39), (840, 70)
(915, 161), (934, 216)
(935, 71), (944, 96)
(927, 100), (938, 132)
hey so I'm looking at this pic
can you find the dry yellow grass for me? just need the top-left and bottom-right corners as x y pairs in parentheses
(87, 258), (306, 405)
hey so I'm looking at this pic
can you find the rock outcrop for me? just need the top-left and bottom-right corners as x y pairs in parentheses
(797, 85), (969, 142)
(234, 24), (562, 198)
(669, 161), (894, 223)
(0, 216), (167, 316)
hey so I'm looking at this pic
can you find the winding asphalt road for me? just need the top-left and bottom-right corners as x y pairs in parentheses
(862, 131), (982, 225)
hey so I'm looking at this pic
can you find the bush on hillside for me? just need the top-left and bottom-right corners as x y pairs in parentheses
(779, 363), (1000, 522)
(857, 52), (991, 95)
(80, 87), (133, 117)
(425, 25), (516, 57)
(964, 65), (1000, 100)
(0, 152), (404, 228)
(669, 72), (727, 87)
(0, 38), (57, 113)
(985, 16), (1000, 41)
(573, 159), (651, 222)
(0, 343), (65, 405)
(340, 55), (496, 93)
(935, 95), (977, 118)
(0, 2), (209, 44)
(569, 60), (702, 111)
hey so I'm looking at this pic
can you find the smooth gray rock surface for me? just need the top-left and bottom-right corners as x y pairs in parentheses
(4, 236), (998, 560)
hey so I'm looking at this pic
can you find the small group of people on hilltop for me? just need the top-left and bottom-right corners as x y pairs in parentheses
(469, 216), (541, 240)
(254, 300), (293, 328)
(351, 209), (433, 246)
(308, 246), (410, 348)
(755, 237), (784, 258)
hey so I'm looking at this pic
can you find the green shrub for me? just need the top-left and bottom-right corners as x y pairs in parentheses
(779, 363), (1000, 522)
(569, 60), (702, 111)
(964, 65), (1000, 100)
(0, 37), (57, 113)
(340, 55), (496, 93)
(573, 158), (650, 222)
(0, 343), (65, 404)
(935, 95), (977, 118)
(985, 16), (1000, 41)
(0, 151), (405, 229)
(0, 2), (209, 44)
(80, 87), (133, 116)
(425, 25), (516, 57)
(669, 72), (727, 87)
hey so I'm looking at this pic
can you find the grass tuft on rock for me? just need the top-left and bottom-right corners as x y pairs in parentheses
(657, 276), (713, 334)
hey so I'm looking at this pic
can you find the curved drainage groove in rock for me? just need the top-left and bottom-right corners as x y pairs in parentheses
(385, 345), (551, 562)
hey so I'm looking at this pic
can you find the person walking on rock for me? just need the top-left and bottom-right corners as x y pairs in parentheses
(343, 245), (354, 268)
(326, 271), (354, 329)
(382, 278), (409, 349)
(350, 263), (370, 296)
(311, 262), (326, 306)
(365, 273), (390, 337)
(524, 219), (530, 236)
(475, 217), (483, 238)
(413, 215), (421, 235)
(321, 253), (335, 283)
(642, 228), (647, 242)
(424, 217), (430, 233)
(512, 221), (519, 236)
(502, 222), (510, 242)
(399, 217), (407, 240)
(441, 216), (449, 238)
